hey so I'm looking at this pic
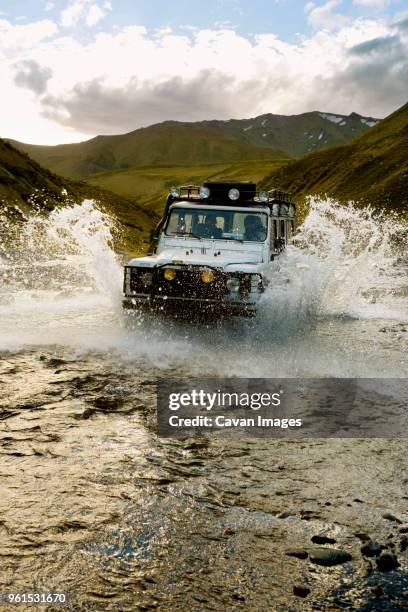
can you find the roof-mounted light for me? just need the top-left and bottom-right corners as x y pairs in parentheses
(170, 186), (180, 197)
(228, 188), (240, 201)
(199, 186), (210, 199)
(259, 191), (269, 203)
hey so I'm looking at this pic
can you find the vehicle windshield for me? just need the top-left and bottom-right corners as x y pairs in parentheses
(165, 207), (268, 242)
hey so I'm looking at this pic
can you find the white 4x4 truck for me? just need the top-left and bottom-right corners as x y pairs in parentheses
(123, 181), (296, 317)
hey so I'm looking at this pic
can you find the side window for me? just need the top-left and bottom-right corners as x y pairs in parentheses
(280, 220), (286, 240)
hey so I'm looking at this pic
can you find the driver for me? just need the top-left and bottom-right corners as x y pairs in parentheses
(244, 215), (266, 241)
(196, 214), (222, 239)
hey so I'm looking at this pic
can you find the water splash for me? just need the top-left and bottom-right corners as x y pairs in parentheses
(260, 198), (408, 325)
(0, 198), (407, 376)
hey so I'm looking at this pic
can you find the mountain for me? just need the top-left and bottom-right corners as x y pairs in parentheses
(9, 110), (379, 182)
(9, 124), (283, 180)
(0, 138), (156, 254)
(185, 111), (380, 157)
(259, 101), (408, 215)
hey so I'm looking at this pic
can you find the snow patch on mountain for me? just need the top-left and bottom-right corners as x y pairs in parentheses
(319, 113), (344, 124)
(361, 118), (379, 128)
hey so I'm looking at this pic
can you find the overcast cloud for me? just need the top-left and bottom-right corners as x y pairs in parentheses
(14, 59), (52, 94)
(1, 0), (407, 143)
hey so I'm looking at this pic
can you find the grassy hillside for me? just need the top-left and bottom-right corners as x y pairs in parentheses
(85, 158), (290, 216)
(0, 138), (156, 255)
(10, 124), (282, 180)
(10, 110), (379, 182)
(259, 101), (408, 216)
(188, 111), (379, 157)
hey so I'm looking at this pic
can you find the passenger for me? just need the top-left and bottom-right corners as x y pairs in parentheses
(196, 215), (222, 239)
(244, 215), (267, 241)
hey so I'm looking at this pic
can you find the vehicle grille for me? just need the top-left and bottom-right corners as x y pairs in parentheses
(156, 267), (227, 299)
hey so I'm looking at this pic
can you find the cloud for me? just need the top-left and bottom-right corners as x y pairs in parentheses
(0, 18), (57, 55)
(1, 12), (407, 142)
(13, 59), (52, 94)
(41, 71), (276, 133)
(349, 34), (402, 55)
(306, 0), (350, 30)
(393, 15), (408, 31)
(353, 0), (389, 8)
(60, 0), (111, 28)
(86, 4), (108, 26)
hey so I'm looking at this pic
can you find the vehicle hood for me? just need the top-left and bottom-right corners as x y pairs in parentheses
(128, 248), (263, 269)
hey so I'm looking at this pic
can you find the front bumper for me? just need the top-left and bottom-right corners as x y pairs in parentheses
(122, 295), (257, 317)
(122, 264), (262, 317)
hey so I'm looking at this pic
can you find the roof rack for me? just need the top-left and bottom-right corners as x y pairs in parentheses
(170, 182), (294, 206)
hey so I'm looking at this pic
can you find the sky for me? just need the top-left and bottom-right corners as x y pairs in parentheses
(0, 0), (407, 144)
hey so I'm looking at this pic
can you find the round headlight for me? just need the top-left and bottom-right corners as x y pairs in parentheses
(226, 277), (240, 292)
(289, 204), (295, 217)
(272, 203), (279, 216)
(228, 188), (240, 201)
(201, 269), (215, 284)
(170, 186), (180, 197)
(259, 191), (269, 202)
(199, 186), (210, 199)
(163, 268), (176, 281)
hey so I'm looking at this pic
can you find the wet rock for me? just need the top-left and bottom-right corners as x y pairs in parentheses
(0, 410), (19, 420)
(361, 540), (385, 558)
(300, 510), (320, 520)
(370, 586), (384, 597)
(277, 511), (294, 519)
(375, 551), (400, 572)
(354, 532), (371, 541)
(382, 512), (402, 524)
(398, 524), (408, 534)
(309, 548), (352, 567)
(293, 585), (310, 598)
(285, 548), (308, 560)
(311, 534), (337, 545)
(399, 536), (408, 552)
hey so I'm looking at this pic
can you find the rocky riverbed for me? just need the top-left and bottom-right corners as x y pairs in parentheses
(0, 348), (407, 610)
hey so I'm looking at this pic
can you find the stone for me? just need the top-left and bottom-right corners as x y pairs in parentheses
(311, 534), (337, 545)
(382, 512), (402, 524)
(361, 541), (385, 558)
(309, 548), (352, 567)
(376, 551), (400, 572)
(399, 536), (408, 552)
(398, 524), (408, 534)
(285, 548), (308, 560)
(293, 586), (310, 598)
(277, 511), (294, 519)
(370, 586), (384, 597)
(354, 532), (371, 542)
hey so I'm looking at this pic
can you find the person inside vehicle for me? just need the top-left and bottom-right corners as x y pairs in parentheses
(196, 214), (222, 238)
(244, 215), (267, 241)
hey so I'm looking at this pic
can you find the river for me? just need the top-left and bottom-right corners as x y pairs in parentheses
(0, 199), (407, 610)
